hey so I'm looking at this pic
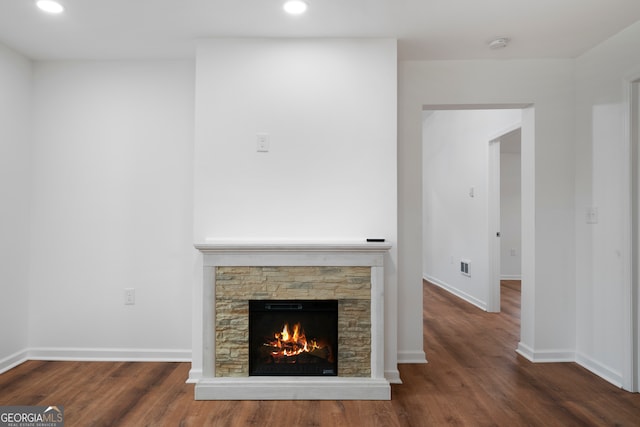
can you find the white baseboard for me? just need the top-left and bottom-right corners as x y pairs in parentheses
(1, 347), (191, 374)
(516, 342), (535, 361)
(0, 349), (29, 374)
(516, 343), (574, 363)
(575, 352), (623, 388)
(187, 368), (203, 383)
(530, 349), (575, 362)
(397, 350), (427, 365)
(500, 275), (522, 280)
(385, 369), (402, 384)
(424, 275), (487, 311)
(517, 344), (624, 389)
(27, 347), (191, 362)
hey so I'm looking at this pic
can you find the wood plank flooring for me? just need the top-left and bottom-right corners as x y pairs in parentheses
(1, 280), (639, 426)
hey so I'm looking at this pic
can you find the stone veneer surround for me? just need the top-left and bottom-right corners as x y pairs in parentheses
(192, 241), (392, 400)
(215, 266), (371, 377)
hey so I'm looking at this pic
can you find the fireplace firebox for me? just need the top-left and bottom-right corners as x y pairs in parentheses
(248, 299), (338, 376)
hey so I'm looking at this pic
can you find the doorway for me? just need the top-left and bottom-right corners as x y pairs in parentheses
(488, 126), (522, 312)
(421, 105), (531, 350)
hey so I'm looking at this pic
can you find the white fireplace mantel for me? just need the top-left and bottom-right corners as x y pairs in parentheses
(190, 240), (394, 400)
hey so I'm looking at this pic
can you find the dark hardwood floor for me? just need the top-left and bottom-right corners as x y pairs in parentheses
(1, 280), (639, 426)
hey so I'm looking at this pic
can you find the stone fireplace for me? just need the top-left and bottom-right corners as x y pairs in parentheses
(191, 241), (392, 400)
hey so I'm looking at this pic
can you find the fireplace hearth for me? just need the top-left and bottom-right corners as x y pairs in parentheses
(249, 300), (338, 376)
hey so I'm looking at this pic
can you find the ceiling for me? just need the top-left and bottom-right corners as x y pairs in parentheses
(2, 0), (640, 61)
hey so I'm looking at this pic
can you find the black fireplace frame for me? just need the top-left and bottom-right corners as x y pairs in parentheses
(248, 299), (338, 377)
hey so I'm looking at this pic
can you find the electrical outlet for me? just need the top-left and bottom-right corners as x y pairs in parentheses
(124, 288), (135, 305)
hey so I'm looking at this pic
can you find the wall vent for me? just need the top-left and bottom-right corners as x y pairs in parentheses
(460, 259), (471, 277)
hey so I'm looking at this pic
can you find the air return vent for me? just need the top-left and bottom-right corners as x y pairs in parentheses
(460, 259), (471, 277)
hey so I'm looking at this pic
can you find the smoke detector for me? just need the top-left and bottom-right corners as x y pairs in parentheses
(488, 37), (510, 50)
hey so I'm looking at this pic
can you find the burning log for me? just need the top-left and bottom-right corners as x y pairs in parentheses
(261, 322), (333, 363)
(308, 347), (330, 360)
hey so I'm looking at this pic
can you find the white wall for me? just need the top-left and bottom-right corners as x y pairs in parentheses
(574, 20), (640, 388)
(27, 60), (195, 359)
(194, 39), (397, 243)
(422, 109), (521, 310)
(400, 59), (575, 361)
(500, 131), (522, 279)
(192, 38), (404, 372)
(0, 42), (32, 371)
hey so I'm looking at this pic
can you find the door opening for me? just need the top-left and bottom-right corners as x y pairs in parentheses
(489, 127), (522, 312)
(422, 104), (532, 353)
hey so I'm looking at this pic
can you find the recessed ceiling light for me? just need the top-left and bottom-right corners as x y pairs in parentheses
(283, 0), (307, 15)
(36, 0), (64, 14)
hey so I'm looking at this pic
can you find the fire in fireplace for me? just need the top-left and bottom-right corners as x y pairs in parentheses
(248, 300), (338, 376)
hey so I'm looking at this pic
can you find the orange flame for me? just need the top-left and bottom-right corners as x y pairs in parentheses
(266, 322), (323, 359)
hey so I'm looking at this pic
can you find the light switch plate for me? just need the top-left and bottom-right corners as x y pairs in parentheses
(257, 133), (269, 152)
